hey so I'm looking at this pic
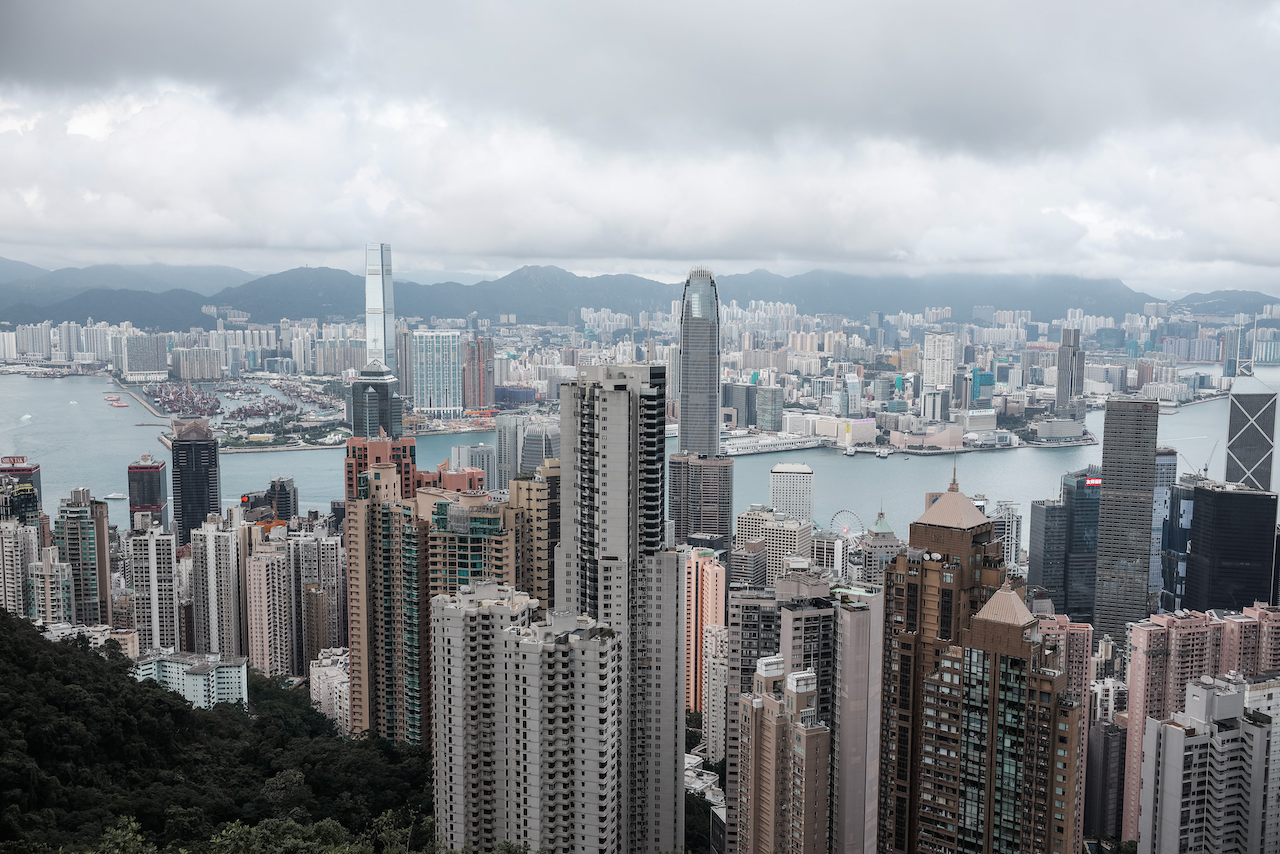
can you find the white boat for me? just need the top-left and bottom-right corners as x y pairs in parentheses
(104, 493), (127, 500)
(876, 447), (894, 458)
(844, 446), (857, 456)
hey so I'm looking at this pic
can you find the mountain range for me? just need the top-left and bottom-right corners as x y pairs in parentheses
(0, 257), (1274, 331)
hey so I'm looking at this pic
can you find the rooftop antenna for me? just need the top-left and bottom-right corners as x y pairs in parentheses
(950, 448), (959, 491)
(646, 318), (652, 365)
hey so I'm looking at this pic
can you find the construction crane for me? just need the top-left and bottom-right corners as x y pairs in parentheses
(1178, 439), (1218, 480)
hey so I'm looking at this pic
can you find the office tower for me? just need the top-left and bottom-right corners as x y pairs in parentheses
(461, 335), (494, 410)
(685, 548), (726, 712)
(494, 413), (531, 490)
(921, 332), (955, 390)
(878, 479), (1009, 854)
(1028, 498), (1066, 609)
(1149, 447), (1177, 603)
(736, 660), (829, 854)
(451, 444), (496, 487)
(668, 453), (734, 550)
(0, 456), (42, 514)
(246, 541), (298, 676)
(288, 531), (345, 652)
(507, 459), (561, 612)
(1093, 398), (1159, 643)
(1061, 467), (1102, 621)
(55, 488), (110, 625)
(756, 385), (783, 431)
(915, 583), (1084, 854)
(769, 462), (814, 523)
(730, 539), (768, 586)
(678, 266), (721, 458)
(1226, 375), (1277, 491)
(518, 422), (560, 477)
(702, 624), (730, 762)
(1223, 326), (1244, 378)
(129, 526), (178, 650)
(348, 359), (405, 439)
(26, 546), (73, 623)
(364, 243), (395, 374)
(127, 454), (169, 531)
(190, 516), (243, 656)
(1121, 603), (1280, 840)
(265, 476), (299, 521)
(860, 510), (901, 585)
(431, 582), (624, 854)
(983, 499), (1022, 569)
(1056, 328), (1085, 413)
(0, 474), (41, 528)
(555, 364), (684, 854)
(171, 419), (220, 548)
(1182, 480), (1278, 610)
(722, 382), (757, 429)
(1137, 677), (1280, 854)
(1085, 720), (1126, 842)
(733, 509), (815, 584)
(811, 530), (853, 580)
(411, 329), (464, 418)
(829, 584), (884, 854)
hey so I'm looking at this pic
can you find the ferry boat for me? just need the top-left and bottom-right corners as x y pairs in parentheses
(104, 493), (127, 500)
(104, 395), (121, 401)
(109, 401), (129, 408)
(876, 447), (894, 458)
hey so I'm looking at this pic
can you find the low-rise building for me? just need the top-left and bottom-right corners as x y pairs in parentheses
(309, 647), (351, 735)
(134, 648), (248, 709)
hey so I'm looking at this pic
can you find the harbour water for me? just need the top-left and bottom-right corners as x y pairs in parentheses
(2, 368), (1275, 540)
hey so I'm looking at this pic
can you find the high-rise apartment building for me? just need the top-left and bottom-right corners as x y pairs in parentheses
(246, 540), (298, 676)
(288, 531), (346, 654)
(922, 332), (955, 391)
(915, 583), (1085, 854)
(1226, 375), (1276, 491)
(26, 546), (73, 623)
(451, 444), (496, 487)
(685, 548), (726, 712)
(829, 584), (884, 854)
(0, 518), (36, 615)
(1121, 603), (1280, 840)
(769, 462), (814, 523)
(461, 335), (494, 410)
(494, 414), (531, 491)
(129, 525), (178, 650)
(507, 459), (560, 612)
(348, 359), (405, 439)
(555, 363), (684, 854)
(364, 243), (396, 374)
(431, 582), (624, 854)
(0, 471), (41, 528)
(1182, 480), (1278, 611)
(678, 266), (721, 458)
(1093, 398), (1159, 643)
(702, 623), (730, 763)
(171, 419), (220, 548)
(127, 454), (169, 531)
(668, 453), (734, 550)
(878, 479), (1008, 854)
(190, 515), (243, 656)
(411, 329), (464, 419)
(736, 660), (829, 854)
(734, 505), (814, 584)
(1137, 676), (1280, 854)
(55, 487), (110, 625)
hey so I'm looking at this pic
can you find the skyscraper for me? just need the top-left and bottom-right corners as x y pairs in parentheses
(462, 335), (494, 410)
(555, 363), (684, 854)
(129, 525), (178, 650)
(265, 476), (299, 521)
(171, 419), (220, 548)
(494, 413), (530, 491)
(1062, 466), (1102, 622)
(921, 332), (955, 391)
(348, 360), (404, 439)
(1182, 480), (1278, 611)
(127, 454), (169, 531)
(0, 456), (42, 515)
(678, 266), (721, 458)
(518, 422), (560, 476)
(364, 243), (395, 374)
(685, 548), (726, 712)
(190, 515), (242, 656)
(1028, 497), (1066, 610)
(1057, 328), (1085, 415)
(668, 453), (734, 550)
(1226, 375), (1276, 491)
(1093, 397), (1159, 643)
(769, 462), (814, 522)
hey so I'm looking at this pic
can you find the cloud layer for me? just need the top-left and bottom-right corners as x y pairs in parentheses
(2, 1), (1280, 295)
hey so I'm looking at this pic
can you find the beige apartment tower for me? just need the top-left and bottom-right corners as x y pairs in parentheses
(685, 547), (726, 712)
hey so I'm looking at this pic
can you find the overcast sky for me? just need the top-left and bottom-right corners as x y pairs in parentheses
(2, 1), (1279, 296)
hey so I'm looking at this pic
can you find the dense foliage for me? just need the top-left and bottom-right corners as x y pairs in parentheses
(0, 610), (430, 853)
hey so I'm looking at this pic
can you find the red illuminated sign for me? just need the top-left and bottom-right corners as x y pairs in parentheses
(0, 456), (27, 465)
(1085, 477), (1102, 486)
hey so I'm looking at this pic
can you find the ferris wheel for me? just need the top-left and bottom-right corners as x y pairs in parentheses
(829, 509), (866, 539)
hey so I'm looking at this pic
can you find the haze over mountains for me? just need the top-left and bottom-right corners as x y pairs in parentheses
(0, 256), (1274, 332)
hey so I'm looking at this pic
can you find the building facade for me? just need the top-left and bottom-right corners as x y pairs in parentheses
(171, 419), (220, 548)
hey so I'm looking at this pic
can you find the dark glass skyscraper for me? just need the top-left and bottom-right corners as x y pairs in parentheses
(0, 456), (41, 513)
(1182, 480), (1278, 611)
(348, 360), (404, 439)
(171, 419), (220, 548)
(127, 454), (169, 531)
(265, 477), (299, 521)
(1226, 375), (1276, 491)
(1094, 397), (1159, 643)
(677, 266), (721, 458)
(1063, 466), (1101, 622)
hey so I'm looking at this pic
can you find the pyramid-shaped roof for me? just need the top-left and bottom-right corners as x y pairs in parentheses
(915, 489), (990, 530)
(869, 510), (895, 535)
(973, 581), (1036, 628)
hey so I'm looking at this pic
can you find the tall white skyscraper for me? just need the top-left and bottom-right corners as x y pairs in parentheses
(364, 243), (395, 374)
(190, 516), (242, 656)
(556, 364), (685, 853)
(432, 582), (625, 854)
(769, 462), (814, 523)
(130, 527), (179, 651)
(922, 332), (956, 390)
(411, 329), (464, 419)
